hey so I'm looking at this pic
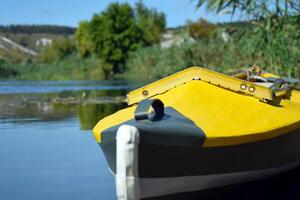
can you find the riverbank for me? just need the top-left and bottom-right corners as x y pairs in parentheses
(2, 18), (300, 82)
(2, 36), (300, 81)
(0, 55), (106, 80)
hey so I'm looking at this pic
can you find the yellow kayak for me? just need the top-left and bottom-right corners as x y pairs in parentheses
(93, 67), (300, 199)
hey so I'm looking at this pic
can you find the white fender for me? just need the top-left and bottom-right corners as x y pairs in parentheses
(116, 125), (140, 200)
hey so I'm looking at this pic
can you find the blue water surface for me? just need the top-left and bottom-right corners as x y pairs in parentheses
(0, 117), (115, 200)
(2, 80), (300, 200)
(0, 81), (130, 200)
(0, 80), (136, 94)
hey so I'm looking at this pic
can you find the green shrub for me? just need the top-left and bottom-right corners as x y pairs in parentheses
(0, 59), (19, 79)
(13, 54), (104, 80)
(38, 37), (76, 63)
(126, 26), (300, 81)
(188, 18), (216, 40)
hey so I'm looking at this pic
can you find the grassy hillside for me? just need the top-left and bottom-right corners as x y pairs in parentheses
(0, 25), (79, 79)
(0, 25), (75, 64)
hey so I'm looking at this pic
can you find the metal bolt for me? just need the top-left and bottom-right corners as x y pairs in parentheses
(240, 84), (247, 90)
(142, 90), (149, 96)
(249, 86), (256, 92)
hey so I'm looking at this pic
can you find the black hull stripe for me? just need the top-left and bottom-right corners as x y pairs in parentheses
(101, 127), (300, 178)
(143, 166), (300, 200)
(138, 128), (300, 178)
(101, 107), (206, 146)
(138, 161), (300, 199)
(99, 107), (300, 178)
(100, 107), (205, 174)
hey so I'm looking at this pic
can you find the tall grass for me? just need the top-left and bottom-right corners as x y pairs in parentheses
(125, 38), (252, 80)
(126, 20), (300, 81)
(1, 54), (104, 80)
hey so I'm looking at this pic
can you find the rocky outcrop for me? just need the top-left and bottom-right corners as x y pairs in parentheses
(0, 36), (37, 56)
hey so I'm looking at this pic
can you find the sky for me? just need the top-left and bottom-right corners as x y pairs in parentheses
(0, 0), (238, 28)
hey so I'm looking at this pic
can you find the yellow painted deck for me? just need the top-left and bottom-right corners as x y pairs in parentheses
(93, 67), (300, 147)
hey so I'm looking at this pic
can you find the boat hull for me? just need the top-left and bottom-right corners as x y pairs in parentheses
(99, 124), (300, 199)
(93, 67), (300, 199)
(139, 161), (299, 199)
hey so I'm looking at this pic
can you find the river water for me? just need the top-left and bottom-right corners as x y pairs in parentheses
(0, 80), (135, 200)
(1, 80), (300, 200)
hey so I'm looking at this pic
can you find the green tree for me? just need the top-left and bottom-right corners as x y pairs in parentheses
(75, 21), (95, 58)
(135, 0), (166, 45)
(90, 3), (143, 77)
(75, 2), (166, 78)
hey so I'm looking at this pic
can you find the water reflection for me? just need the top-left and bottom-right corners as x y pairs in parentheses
(0, 83), (130, 200)
(0, 90), (127, 128)
(1, 81), (300, 200)
(78, 103), (126, 130)
(0, 80), (136, 94)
